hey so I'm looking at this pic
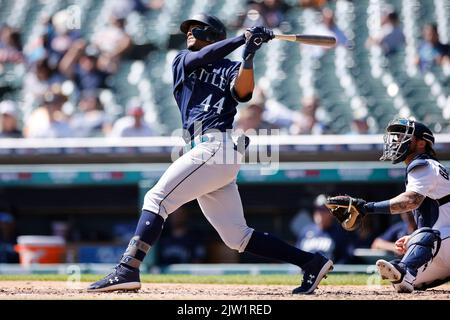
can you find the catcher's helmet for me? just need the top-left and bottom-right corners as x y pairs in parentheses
(180, 13), (226, 42)
(380, 118), (435, 164)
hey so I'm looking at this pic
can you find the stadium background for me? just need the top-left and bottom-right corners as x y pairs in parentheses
(0, 0), (449, 275)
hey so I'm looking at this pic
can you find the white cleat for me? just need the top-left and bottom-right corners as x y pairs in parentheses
(376, 259), (414, 293)
(376, 259), (402, 281)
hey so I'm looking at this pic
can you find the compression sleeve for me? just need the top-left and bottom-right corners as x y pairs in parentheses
(184, 34), (245, 74)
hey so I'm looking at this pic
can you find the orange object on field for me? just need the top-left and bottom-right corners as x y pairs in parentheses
(14, 236), (66, 265)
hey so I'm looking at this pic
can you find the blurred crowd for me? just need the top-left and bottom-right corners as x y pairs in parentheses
(0, 0), (449, 138)
(0, 1), (158, 138)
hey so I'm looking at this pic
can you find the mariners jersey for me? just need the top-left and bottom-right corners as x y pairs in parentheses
(296, 223), (356, 264)
(172, 50), (246, 139)
(405, 154), (450, 238)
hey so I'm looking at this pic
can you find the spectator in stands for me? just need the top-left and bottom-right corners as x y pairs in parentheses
(290, 208), (313, 238)
(70, 90), (112, 137)
(371, 213), (417, 255)
(321, 8), (349, 47)
(24, 89), (73, 138)
(235, 92), (277, 132)
(25, 17), (51, 64)
(23, 57), (65, 110)
(347, 116), (377, 135)
(147, 0), (165, 11)
(416, 23), (450, 72)
(0, 100), (22, 138)
(242, 85), (294, 133)
(261, 0), (286, 28)
(0, 208), (19, 263)
(92, 10), (133, 73)
(290, 95), (327, 134)
(109, 98), (154, 137)
(157, 207), (207, 266)
(47, 9), (82, 69)
(238, 1), (267, 29)
(110, 0), (154, 16)
(366, 9), (405, 56)
(237, 0), (287, 29)
(302, 8), (348, 58)
(295, 195), (356, 264)
(59, 40), (110, 93)
(298, 0), (328, 9)
(353, 214), (377, 249)
(0, 24), (24, 66)
(236, 105), (263, 132)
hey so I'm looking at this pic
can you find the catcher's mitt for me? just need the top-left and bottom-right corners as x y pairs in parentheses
(325, 195), (367, 231)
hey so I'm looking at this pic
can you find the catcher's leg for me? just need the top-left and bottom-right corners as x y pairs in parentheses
(376, 227), (441, 293)
(414, 237), (450, 290)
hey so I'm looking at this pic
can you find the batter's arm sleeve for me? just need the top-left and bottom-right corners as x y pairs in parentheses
(172, 50), (188, 90)
(183, 35), (246, 74)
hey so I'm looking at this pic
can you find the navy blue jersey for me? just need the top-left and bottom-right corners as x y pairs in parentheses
(379, 221), (409, 242)
(172, 49), (246, 138)
(296, 223), (356, 264)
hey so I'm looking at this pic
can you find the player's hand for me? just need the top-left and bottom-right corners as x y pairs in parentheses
(245, 26), (274, 43)
(242, 26), (273, 61)
(394, 236), (410, 255)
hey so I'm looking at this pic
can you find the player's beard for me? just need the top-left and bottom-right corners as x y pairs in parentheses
(187, 43), (200, 51)
(187, 38), (212, 51)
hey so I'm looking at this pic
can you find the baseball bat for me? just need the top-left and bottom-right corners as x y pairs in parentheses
(274, 34), (336, 47)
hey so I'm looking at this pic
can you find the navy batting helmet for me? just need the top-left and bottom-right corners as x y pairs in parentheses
(380, 118), (435, 164)
(180, 13), (226, 42)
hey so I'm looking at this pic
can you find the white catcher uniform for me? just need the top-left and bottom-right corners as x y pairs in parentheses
(405, 156), (450, 288)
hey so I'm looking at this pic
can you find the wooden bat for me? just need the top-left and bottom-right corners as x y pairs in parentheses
(274, 34), (336, 47)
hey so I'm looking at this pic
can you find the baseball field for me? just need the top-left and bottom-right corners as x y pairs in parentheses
(0, 274), (448, 300)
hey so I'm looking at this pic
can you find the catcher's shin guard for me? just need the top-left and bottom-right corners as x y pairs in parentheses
(399, 227), (441, 274)
(376, 228), (440, 293)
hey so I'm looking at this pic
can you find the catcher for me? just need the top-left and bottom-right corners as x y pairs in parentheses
(325, 119), (449, 293)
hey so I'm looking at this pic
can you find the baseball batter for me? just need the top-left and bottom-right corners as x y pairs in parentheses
(88, 14), (333, 294)
(326, 119), (450, 293)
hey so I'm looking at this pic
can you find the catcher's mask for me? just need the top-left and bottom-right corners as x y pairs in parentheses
(180, 13), (226, 43)
(380, 118), (435, 164)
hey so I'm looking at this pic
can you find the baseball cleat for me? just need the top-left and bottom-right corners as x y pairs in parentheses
(292, 253), (334, 294)
(376, 259), (414, 293)
(87, 264), (141, 292)
(376, 259), (402, 281)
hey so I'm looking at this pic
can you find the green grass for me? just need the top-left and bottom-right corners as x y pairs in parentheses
(0, 274), (385, 285)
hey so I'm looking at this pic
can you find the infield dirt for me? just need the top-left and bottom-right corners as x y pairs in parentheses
(0, 281), (448, 300)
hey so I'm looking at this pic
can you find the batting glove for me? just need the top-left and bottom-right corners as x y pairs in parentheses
(242, 27), (273, 61)
(246, 26), (274, 43)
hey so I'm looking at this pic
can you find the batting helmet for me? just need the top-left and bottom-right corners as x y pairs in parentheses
(180, 13), (226, 42)
(380, 118), (435, 164)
